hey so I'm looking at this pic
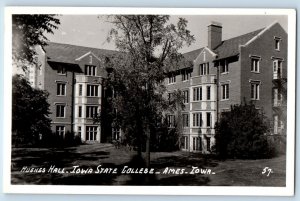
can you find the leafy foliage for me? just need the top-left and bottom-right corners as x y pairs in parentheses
(214, 102), (274, 159)
(12, 14), (60, 71)
(97, 15), (194, 159)
(12, 74), (52, 146)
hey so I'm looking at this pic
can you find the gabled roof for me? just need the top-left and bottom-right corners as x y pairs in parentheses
(173, 47), (204, 71)
(213, 28), (264, 60)
(44, 25), (266, 70)
(180, 27), (264, 65)
(43, 42), (119, 64)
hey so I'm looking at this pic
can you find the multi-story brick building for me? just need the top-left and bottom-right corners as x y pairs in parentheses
(31, 21), (287, 152)
(164, 21), (287, 153)
(33, 43), (118, 143)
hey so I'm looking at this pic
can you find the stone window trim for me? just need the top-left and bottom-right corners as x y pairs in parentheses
(249, 55), (261, 73)
(274, 36), (282, 51)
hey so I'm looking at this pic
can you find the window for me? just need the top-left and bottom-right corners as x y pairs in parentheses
(89, 55), (93, 64)
(273, 60), (282, 79)
(221, 84), (229, 100)
(57, 66), (66, 75)
(251, 58), (260, 73)
(87, 85), (99, 97)
(168, 92), (173, 102)
(193, 87), (202, 101)
(78, 84), (83, 96)
(199, 63), (209, 75)
(193, 137), (202, 151)
(206, 112), (211, 127)
(86, 106), (98, 118)
(182, 113), (189, 127)
(183, 90), (189, 103)
(220, 60), (228, 73)
(57, 83), (66, 96)
(206, 138), (211, 152)
(182, 70), (191, 81)
(193, 113), (202, 127)
(207, 86), (211, 100)
(181, 136), (188, 150)
(56, 126), (65, 136)
(274, 88), (283, 106)
(85, 65), (96, 76)
(86, 126), (97, 141)
(275, 37), (281, 50)
(167, 115), (175, 128)
(112, 128), (121, 140)
(78, 126), (81, 136)
(78, 106), (82, 118)
(251, 82), (260, 100)
(56, 104), (65, 118)
(168, 75), (176, 84)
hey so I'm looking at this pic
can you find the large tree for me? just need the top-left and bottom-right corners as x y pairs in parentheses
(12, 75), (52, 146)
(101, 15), (194, 166)
(12, 14), (60, 71)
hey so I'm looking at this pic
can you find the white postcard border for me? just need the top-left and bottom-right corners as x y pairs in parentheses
(3, 7), (296, 196)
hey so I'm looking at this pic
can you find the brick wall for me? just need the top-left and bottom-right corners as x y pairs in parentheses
(240, 23), (287, 119)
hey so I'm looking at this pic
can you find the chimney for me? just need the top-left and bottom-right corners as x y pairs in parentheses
(208, 21), (222, 50)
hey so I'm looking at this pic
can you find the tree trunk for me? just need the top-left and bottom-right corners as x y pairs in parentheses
(145, 124), (150, 167)
(136, 116), (142, 157)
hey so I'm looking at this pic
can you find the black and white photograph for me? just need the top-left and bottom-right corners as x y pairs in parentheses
(3, 7), (296, 195)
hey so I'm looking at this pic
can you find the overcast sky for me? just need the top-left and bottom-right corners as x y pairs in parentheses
(45, 15), (288, 53)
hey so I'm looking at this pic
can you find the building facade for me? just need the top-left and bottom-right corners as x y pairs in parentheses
(164, 21), (287, 153)
(30, 21), (287, 152)
(33, 43), (119, 143)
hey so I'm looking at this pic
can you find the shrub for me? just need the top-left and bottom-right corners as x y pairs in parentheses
(214, 102), (276, 159)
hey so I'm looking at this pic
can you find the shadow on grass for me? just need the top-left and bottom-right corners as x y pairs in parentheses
(11, 146), (214, 186)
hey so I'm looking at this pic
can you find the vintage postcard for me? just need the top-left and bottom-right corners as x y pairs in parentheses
(3, 7), (296, 196)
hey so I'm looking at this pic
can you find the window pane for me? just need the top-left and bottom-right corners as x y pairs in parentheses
(207, 86), (211, 100)
(79, 84), (82, 96)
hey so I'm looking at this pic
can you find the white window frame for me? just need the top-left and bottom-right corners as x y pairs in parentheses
(274, 37), (281, 51)
(86, 126), (98, 141)
(182, 113), (189, 128)
(251, 82), (260, 100)
(251, 57), (260, 73)
(86, 106), (98, 118)
(85, 65), (97, 76)
(56, 126), (65, 136)
(182, 136), (189, 150)
(167, 115), (175, 128)
(207, 86), (211, 100)
(78, 126), (82, 136)
(206, 137), (211, 152)
(183, 90), (189, 104)
(181, 70), (191, 81)
(112, 127), (121, 140)
(57, 82), (66, 96)
(220, 60), (228, 74)
(206, 112), (212, 128)
(57, 66), (66, 75)
(199, 63), (210, 76)
(78, 106), (82, 118)
(221, 83), (229, 100)
(87, 84), (99, 97)
(192, 137), (202, 151)
(273, 59), (283, 79)
(193, 87), (202, 101)
(78, 84), (83, 96)
(168, 74), (176, 84)
(192, 112), (202, 127)
(56, 104), (66, 118)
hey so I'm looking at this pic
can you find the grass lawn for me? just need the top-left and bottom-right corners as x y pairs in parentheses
(11, 143), (286, 186)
